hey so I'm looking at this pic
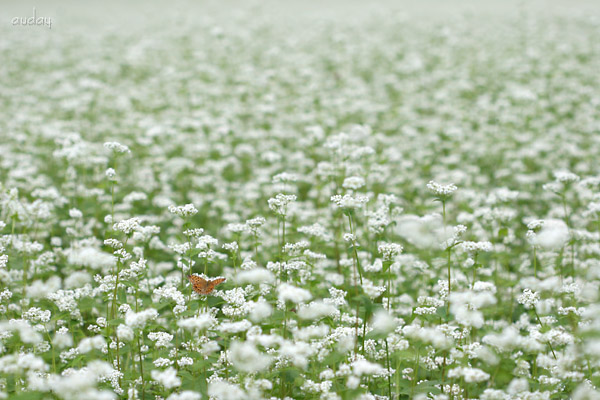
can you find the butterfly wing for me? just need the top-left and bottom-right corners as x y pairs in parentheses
(188, 275), (209, 295)
(206, 277), (226, 294)
(188, 276), (225, 295)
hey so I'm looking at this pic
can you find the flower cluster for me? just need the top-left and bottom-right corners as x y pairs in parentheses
(0, 3), (599, 400)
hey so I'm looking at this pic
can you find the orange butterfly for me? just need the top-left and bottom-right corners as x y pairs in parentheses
(188, 275), (226, 295)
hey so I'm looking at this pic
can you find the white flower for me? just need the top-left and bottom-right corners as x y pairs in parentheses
(151, 367), (181, 389)
(427, 181), (457, 197)
(278, 283), (312, 304)
(69, 208), (83, 219)
(447, 367), (490, 383)
(168, 204), (198, 217)
(125, 308), (158, 329)
(533, 219), (569, 249)
(298, 300), (338, 320)
(351, 359), (385, 377)
(236, 268), (275, 285)
(371, 310), (397, 334)
(249, 299), (273, 323)
(77, 335), (106, 353)
(116, 324), (134, 342)
(342, 176), (366, 190)
(177, 314), (216, 332)
(378, 242), (403, 261)
(268, 193), (297, 216)
(517, 289), (539, 310)
(208, 381), (245, 400)
(113, 217), (141, 235)
(104, 141), (131, 154)
(166, 391), (202, 400)
(228, 341), (272, 372)
(461, 241), (493, 253)
(331, 194), (369, 210)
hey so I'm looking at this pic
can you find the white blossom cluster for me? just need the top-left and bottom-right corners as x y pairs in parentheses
(0, 2), (599, 400)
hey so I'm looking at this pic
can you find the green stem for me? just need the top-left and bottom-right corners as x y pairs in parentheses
(534, 309), (557, 359)
(138, 331), (145, 398)
(411, 346), (420, 396)
(446, 248), (451, 319)
(533, 246), (537, 278)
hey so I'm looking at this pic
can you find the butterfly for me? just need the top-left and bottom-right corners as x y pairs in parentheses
(188, 275), (226, 295)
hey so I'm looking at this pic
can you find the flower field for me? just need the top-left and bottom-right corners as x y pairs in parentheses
(1, 1), (600, 399)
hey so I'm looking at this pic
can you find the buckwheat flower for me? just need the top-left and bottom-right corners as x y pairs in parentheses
(507, 378), (529, 395)
(378, 242), (403, 261)
(53, 327), (73, 349)
(249, 299), (273, 322)
(527, 219), (544, 230)
(222, 242), (238, 253)
(65, 271), (92, 289)
(483, 326), (523, 352)
(104, 141), (131, 154)
(228, 340), (272, 372)
(460, 241), (493, 253)
(447, 367), (490, 383)
(330, 194), (369, 210)
(226, 223), (247, 234)
(113, 217), (141, 235)
(298, 300), (338, 320)
(346, 375), (360, 389)
(151, 367), (181, 389)
(22, 307), (51, 323)
(105, 168), (117, 181)
(67, 247), (117, 270)
(343, 233), (356, 243)
(572, 382), (600, 400)
(219, 320), (252, 334)
(533, 219), (569, 249)
(196, 235), (219, 250)
(553, 170), (580, 184)
(278, 283), (312, 304)
(272, 172), (298, 184)
(125, 308), (158, 329)
(153, 286), (185, 306)
(166, 391), (202, 400)
(69, 208), (83, 219)
(427, 180), (457, 198)
(148, 331), (174, 347)
(154, 358), (174, 367)
(278, 340), (315, 368)
(168, 204), (198, 218)
(371, 310), (397, 334)
(77, 335), (106, 353)
(117, 324), (134, 342)
(297, 223), (333, 240)
(402, 324), (452, 349)
(103, 239), (123, 249)
(518, 289), (539, 310)
(342, 176), (366, 190)
(183, 228), (204, 239)
(0, 254), (7, 269)
(208, 380), (245, 400)
(236, 268), (275, 285)
(396, 214), (450, 249)
(268, 193), (296, 216)
(174, 357), (192, 368)
(351, 359), (385, 377)
(0, 353), (47, 374)
(177, 313), (216, 332)
(0, 320), (42, 344)
(245, 216), (266, 231)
